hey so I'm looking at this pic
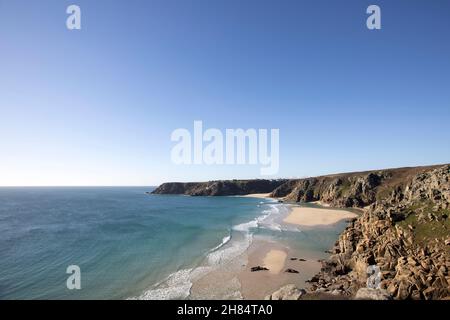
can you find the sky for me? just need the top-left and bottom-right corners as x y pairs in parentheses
(0, 0), (449, 186)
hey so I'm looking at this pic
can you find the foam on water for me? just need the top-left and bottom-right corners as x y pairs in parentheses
(134, 266), (212, 300)
(207, 233), (252, 266)
(134, 268), (193, 300)
(232, 201), (283, 233)
(257, 202), (301, 232)
(232, 219), (258, 232)
(209, 234), (232, 253)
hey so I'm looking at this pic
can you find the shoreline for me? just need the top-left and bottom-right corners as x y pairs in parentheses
(189, 198), (358, 300)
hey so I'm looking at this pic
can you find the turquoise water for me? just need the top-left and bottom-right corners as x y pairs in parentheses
(0, 187), (346, 300)
(0, 187), (270, 299)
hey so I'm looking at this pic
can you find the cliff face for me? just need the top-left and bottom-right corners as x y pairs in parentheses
(269, 165), (443, 208)
(309, 165), (450, 300)
(151, 179), (287, 196)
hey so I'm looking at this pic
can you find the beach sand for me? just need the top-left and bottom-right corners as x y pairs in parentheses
(238, 241), (322, 299)
(311, 200), (331, 207)
(284, 206), (357, 226)
(190, 202), (356, 300)
(263, 250), (287, 274)
(240, 193), (272, 199)
(189, 239), (323, 300)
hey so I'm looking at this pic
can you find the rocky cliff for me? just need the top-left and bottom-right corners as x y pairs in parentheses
(269, 165), (444, 208)
(151, 179), (287, 196)
(307, 165), (450, 300)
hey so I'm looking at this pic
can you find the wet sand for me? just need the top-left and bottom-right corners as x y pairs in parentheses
(263, 250), (287, 274)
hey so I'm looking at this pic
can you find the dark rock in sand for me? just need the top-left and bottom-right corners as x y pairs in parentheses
(285, 268), (300, 274)
(307, 275), (320, 283)
(251, 266), (269, 272)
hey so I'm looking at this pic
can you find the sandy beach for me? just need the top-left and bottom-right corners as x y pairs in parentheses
(240, 193), (272, 199)
(284, 206), (358, 226)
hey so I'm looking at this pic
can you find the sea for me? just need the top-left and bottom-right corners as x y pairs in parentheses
(0, 187), (349, 299)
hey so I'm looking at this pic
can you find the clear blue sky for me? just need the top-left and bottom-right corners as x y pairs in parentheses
(1, 0), (449, 186)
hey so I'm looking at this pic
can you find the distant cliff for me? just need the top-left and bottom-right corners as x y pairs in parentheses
(151, 179), (287, 196)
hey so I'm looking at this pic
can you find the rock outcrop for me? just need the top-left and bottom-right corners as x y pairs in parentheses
(354, 288), (392, 300)
(308, 165), (450, 300)
(265, 285), (306, 300)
